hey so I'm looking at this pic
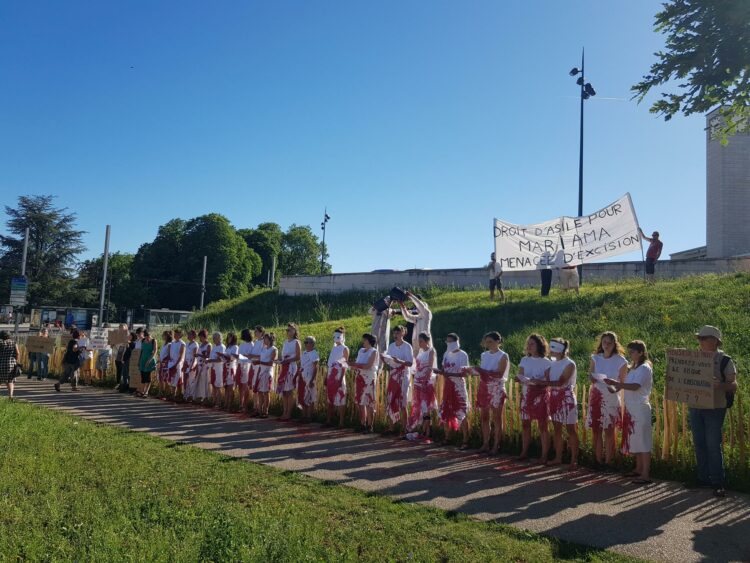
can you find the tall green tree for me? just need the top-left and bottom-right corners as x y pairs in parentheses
(279, 224), (331, 277)
(239, 222), (283, 285)
(633, 0), (750, 140)
(131, 219), (187, 309)
(77, 253), (144, 311)
(0, 195), (85, 306)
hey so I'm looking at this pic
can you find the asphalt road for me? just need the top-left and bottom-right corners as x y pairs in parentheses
(14, 379), (750, 562)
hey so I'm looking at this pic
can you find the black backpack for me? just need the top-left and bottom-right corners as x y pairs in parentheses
(720, 354), (735, 408)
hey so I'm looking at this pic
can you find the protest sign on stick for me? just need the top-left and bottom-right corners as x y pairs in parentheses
(665, 348), (726, 409)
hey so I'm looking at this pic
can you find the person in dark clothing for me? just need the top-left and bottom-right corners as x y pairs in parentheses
(55, 339), (80, 392)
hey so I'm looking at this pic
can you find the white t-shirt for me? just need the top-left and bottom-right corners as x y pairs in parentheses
(549, 356), (576, 388)
(259, 345), (277, 364)
(480, 349), (509, 386)
(386, 341), (413, 369)
(488, 261), (502, 279)
(328, 344), (348, 367)
(624, 363), (653, 405)
(238, 341), (253, 363)
(355, 347), (379, 378)
(209, 343), (226, 362)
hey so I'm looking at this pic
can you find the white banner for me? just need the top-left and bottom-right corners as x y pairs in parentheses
(493, 193), (642, 271)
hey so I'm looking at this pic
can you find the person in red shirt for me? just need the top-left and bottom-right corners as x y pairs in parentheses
(639, 228), (663, 284)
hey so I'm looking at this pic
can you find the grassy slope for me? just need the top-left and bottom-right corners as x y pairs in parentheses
(0, 401), (634, 562)
(188, 274), (750, 392)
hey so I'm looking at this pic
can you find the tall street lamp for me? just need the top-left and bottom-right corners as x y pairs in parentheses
(569, 48), (596, 280)
(320, 208), (330, 274)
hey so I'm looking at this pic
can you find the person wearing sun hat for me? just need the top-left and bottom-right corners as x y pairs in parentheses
(689, 325), (738, 498)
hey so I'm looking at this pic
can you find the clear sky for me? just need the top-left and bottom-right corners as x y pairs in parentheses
(0, 1), (706, 273)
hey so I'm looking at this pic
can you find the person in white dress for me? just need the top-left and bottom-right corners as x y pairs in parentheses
(278, 324), (301, 421)
(382, 326), (413, 435)
(249, 325), (266, 416)
(348, 333), (380, 432)
(515, 334), (552, 463)
(237, 329), (255, 412)
(409, 332), (438, 439)
(221, 332), (239, 411)
(466, 331), (509, 455)
(400, 291), (433, 357)
(208, 331), (226, 408)
(182, 330), (199, 401)
(167, 328), (186, 399)
(325, 327), (350, 428)
(544, 338), (579, 467)
(605, 340), (653, 484)
(193, 329), (212, 402)
(298, 336), (320, 422)
(435, 333), (471, 448)
(255, 333), (278, 418)
(587, 331), (628, 467)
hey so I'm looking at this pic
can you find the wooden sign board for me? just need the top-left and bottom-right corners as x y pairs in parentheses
(108, 329), (130, 346)
(128, 351), (142, 385)
(25, 336), (55, 355)
(665, 348), (726, 409)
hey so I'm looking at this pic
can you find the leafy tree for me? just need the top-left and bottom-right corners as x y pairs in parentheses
(239, 222), (283, 285)
(131, 219), (187, 309)
(77, 253), (144, 311)
(632, 0), (750, 140)
(0, 195), (85, 306)
(279, 224), (331, 277)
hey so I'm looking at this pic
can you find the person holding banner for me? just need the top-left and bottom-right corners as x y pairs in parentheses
(435, 333), (470, 449)
(466, 331), (509, 455)
(544, 338), (579, 468)
(587, 332), (628, 467)
(324, 327), (349, 428)
(638, 228), (663, 284)
(604, 340), (653, 484)
(690, 325), (738, 498)
(516, 334), (552, 463)
(383, 325), (413, 435)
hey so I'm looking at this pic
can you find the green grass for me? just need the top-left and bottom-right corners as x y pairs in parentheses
(189, 274), (750, 394)
(0, 400), (635, 562)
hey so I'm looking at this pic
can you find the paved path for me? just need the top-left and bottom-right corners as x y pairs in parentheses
(15, 379), (750, 562)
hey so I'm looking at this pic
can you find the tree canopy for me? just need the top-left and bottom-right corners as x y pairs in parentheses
(632, 0), (750, 140)
(0, 195), (85, 306)
(279, 224), (331, 277)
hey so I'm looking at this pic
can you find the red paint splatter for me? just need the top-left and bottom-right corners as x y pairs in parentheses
(621, 408), (634, 455)
(326, 365), (344, 404)
(386, 366), (407, 422)
(588, 386), (604, 431)
(521, 385), (549, 422)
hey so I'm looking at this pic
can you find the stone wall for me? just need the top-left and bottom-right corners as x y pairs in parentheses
(279, 258), (750, 296)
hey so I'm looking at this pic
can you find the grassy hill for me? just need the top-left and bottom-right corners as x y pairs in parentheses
(188, 273), (749, 391)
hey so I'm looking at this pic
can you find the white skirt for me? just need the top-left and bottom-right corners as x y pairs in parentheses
(622, 401), (652, 454)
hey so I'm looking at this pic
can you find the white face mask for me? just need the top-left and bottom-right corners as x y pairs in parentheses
(333, 332), (344, 344)
(446, 341), (459, 353)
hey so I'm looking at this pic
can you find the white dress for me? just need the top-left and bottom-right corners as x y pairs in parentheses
(622, 363), (653, 454)
(587, 354), (627, 431)
(277, 339), (299, 394)
(385, 340), (413, 422)
(519, 356), (552, 422)
(439, 349), (470, 430)
(298, 349), (320, 407)
(477, 350), (509, 410)
(255, 345), (276, 393)
(409, 347), (438, 429)
(326, 344), (349, 407)
(250, 339), (265, 389)
(354, 347), (379, 407)
(548, 357), (578, 425)
(224, 344), (239, 386)
(183, 340), (199, 398)
(209, 343), (226, 388)
(238, 341), (254, 385)
(193, 342), (211, 399)
(168, 339), (186, 387)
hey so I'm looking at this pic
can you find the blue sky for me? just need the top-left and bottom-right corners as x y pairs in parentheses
(0, 1), (706, 272)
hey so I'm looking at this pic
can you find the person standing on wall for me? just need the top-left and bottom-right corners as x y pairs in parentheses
(487, 252), (505, 302)
(639, 228), (663, 284)
(689, 325), (738, 498)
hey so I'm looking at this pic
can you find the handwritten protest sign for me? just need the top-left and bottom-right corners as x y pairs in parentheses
(25, 336), (55, 355)
(493, 193), (641, 271)
(108, 329), (129, 346)
(665, 348), (725, 409)
(89, 328), (110, 351)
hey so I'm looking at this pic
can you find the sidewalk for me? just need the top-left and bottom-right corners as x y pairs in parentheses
(15, 379), (750, 563)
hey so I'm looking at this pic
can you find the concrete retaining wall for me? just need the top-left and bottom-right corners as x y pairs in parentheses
(279, 258), (750, 296)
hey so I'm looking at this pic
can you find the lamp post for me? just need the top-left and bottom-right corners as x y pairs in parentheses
(320, 208), (330, 275)
(569, 48), (596, 281)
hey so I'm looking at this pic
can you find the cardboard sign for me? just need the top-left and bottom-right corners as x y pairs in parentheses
(665, 348), (726, 409)
(89, 328), (110, 351)
(108, 329), (130, 346)
(128, 351), (142, 384)
(25, 335), (55, 355)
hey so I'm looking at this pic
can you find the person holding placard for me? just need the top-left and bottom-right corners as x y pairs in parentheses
(516, 334), (552, 463)
(467, 331), (509, 455)
(436, 333), (471, 449)
(277, 324), (301, 421)
(690, 325), (738, 498)
(544, 338), (579, 468)
(348, 333), (380, 433)
(324, 327), (349, 428)
(383, 325), (413, 435)
(408, 332), (438, 439)
(604, 340), (653, 484)
(587, 331), (628, 467)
